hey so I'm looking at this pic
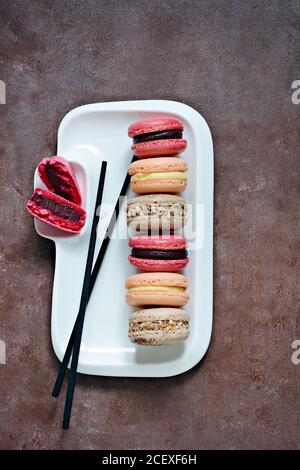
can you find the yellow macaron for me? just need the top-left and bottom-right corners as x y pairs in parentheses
(128, 157), (188, 194)
(125, 272), (189, 307)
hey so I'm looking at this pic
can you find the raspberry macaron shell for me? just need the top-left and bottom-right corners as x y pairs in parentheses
(129, 234), (187, 250)
(38, 156), (82, 205)
(132, 139), (187, 158)
(128, 257), (189, 272)
(27, 188), (86, 234)
(128, 117), (184, 137)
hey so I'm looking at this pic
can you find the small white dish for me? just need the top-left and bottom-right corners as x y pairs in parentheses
(33, 100), (214, 377)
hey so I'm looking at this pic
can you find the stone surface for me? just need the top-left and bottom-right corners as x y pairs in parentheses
(0, 0), (299, 450)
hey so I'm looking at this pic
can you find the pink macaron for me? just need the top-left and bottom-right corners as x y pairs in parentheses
(128, 117), (187, 158)
(128, 235), (189, 272)
(38, 156), (82, 205)
(27, 188), (86, 233)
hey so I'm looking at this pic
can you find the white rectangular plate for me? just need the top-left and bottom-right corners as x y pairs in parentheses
(33, 100), (213, 377)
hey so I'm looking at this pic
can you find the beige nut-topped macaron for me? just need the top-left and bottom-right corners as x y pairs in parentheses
(128, 308), (190, 345)
(126, 194), (188, 231)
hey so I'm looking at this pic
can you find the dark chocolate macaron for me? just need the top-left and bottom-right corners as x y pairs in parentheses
(128, 117), (187, 158)
(128, 235), (189, 272)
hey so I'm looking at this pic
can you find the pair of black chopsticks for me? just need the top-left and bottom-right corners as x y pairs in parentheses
(52, 156), (135, 429)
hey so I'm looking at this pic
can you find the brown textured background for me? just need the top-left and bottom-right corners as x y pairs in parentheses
(0, 0), (299, 450)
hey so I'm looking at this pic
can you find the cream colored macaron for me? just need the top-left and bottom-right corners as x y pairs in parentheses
(125, 272), (189, 307)
(128, 308), (190, 345)
(128, 157), (188, 194)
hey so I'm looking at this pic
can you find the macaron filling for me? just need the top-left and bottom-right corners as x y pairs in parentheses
(133, 129), (183, 144)
(128, 286), (185, 293)
(45, 163), (69, 192)
(131, 248), (188, 260)
(131, 172), (187, 182)
(30, 192), (81, 221)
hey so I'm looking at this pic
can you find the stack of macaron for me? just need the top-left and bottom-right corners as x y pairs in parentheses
(128, 117), (188, 195)
(27, 156), (85, 233)
(125, 117), (190, 346)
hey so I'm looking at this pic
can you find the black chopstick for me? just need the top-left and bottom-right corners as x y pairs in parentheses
(89, 155), (136, 292)
(52, 155), (136, 400)
(61, 161), (107, 429)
